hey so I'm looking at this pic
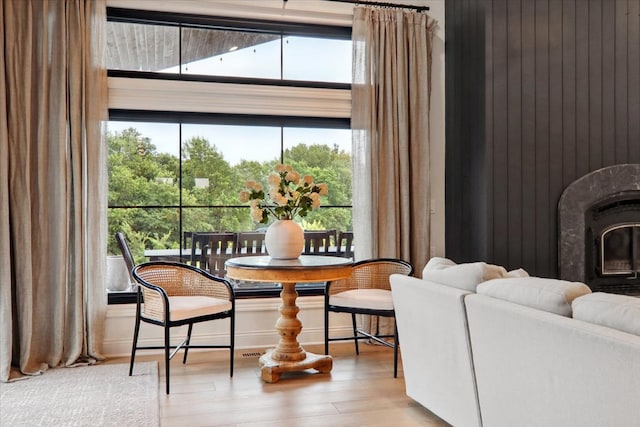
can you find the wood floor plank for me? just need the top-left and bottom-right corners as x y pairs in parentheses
(107, 343), (450, 426)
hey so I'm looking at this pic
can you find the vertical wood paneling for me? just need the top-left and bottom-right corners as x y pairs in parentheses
(575, 2), (590, 178)
(602, 1), (616, 167)
(534, 0), (551, 274)
(491, 0), (509, 266)
(507, 0), (523, 268)
(614, 0), (629, 164)
(446, 0), (640, 277)
(561, 1), (577, 187)
(445, 0), (487, 262)
(548, 0), (564, 276)
(445, 0), (461, 259)
(480, 0), (495, 261)
(588, 0), (603, 170)
(629, 0), (640, 163)
(521, 0), (537, 271)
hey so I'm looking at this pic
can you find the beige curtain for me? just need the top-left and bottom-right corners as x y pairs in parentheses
(351, 6), (437, 335)
(352, 6), (437, 272)
(0, 0), (108, 382)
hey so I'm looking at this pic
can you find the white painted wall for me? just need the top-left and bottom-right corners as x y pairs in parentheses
(104, 296), (353, 356)
(103, 0), (446, 356)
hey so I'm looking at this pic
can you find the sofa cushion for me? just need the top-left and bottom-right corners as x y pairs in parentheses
(421, 257), (511, 292)
(572, 292), (640, 336)
(421, 257), (457, 272)
(506, 268), (529, 278)
(476, 277), (591, 316)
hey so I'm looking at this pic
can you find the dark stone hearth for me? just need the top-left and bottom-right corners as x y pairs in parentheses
(559, 164), (640, 290)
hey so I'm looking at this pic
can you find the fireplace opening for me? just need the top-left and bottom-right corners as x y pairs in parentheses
(599, 224), (640, 276)
(586, 195), (640, 294)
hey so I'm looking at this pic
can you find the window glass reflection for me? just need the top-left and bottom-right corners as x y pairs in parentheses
(106, 22), (352, 83)
(106, 22), (180, 72)
(180, 28), (281, 78)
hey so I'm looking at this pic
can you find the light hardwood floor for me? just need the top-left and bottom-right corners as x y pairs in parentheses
(107, 343), (450, 427)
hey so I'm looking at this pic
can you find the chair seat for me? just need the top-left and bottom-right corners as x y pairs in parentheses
(144, 296), (232, 322)
(330, 289), (394, 311)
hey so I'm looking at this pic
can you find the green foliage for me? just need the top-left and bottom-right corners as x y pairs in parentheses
(107, 127), (352, 261)
(285, 143), (352, 206)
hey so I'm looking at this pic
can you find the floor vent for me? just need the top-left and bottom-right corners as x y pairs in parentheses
(241, 352), (262, 358)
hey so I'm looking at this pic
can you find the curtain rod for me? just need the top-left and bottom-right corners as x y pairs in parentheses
(283, 0), (430, 12)
(327, 0), (429, 11)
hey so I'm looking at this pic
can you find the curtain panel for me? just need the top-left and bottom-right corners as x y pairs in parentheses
(0, 0), (108, 382)
(352, 6), (437, 273)
(351, 6), (437, 337)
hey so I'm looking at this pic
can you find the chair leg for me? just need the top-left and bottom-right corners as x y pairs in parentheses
(229, 313), (235, 377)
(164, 324), (171, 394)
(324, 306), (330, 355)
(393, 319), (399, 378)
(351, 313), (359, 355)
(183, 323), (193, 364)
(129, 311), (141, 376)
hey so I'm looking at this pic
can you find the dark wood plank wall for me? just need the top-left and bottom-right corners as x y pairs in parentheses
(445, 0), (487, 263)
(445, 0), (640, 278)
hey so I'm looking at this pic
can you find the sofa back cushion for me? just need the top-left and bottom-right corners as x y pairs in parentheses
(421, 257), (524, 292)
(572, 292), (640, 336)
(476, 277), (591, 316)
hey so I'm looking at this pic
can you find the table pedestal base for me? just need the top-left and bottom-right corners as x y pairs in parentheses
(259, 349), (332, 383)
(225, 258), (351, 384)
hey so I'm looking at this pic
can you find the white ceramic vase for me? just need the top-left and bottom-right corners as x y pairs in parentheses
(264, 219), (304, 259)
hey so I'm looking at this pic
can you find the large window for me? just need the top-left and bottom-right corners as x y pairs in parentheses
(107, 120), (352, 264)
(105, 8), (353, 292)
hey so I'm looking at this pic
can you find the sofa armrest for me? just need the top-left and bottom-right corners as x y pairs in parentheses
(391, 275), (481, 427)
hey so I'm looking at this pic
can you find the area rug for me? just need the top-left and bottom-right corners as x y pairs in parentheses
(0, 362), (159, 427)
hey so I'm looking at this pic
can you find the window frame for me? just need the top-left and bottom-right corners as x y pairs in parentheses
(107, 7), (352, 37)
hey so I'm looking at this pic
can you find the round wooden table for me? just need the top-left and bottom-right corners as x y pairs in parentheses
(225, 255), (353, 383)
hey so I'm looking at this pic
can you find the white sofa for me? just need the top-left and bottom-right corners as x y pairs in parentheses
(391, 258), (640, 427)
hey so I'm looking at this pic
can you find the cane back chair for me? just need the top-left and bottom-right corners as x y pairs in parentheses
(115, 231), (136, 287)
(130, 261), (235, 394)
(324, 258), (413, 377)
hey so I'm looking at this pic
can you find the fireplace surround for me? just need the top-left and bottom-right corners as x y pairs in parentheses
(559, 164), (640, 295)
